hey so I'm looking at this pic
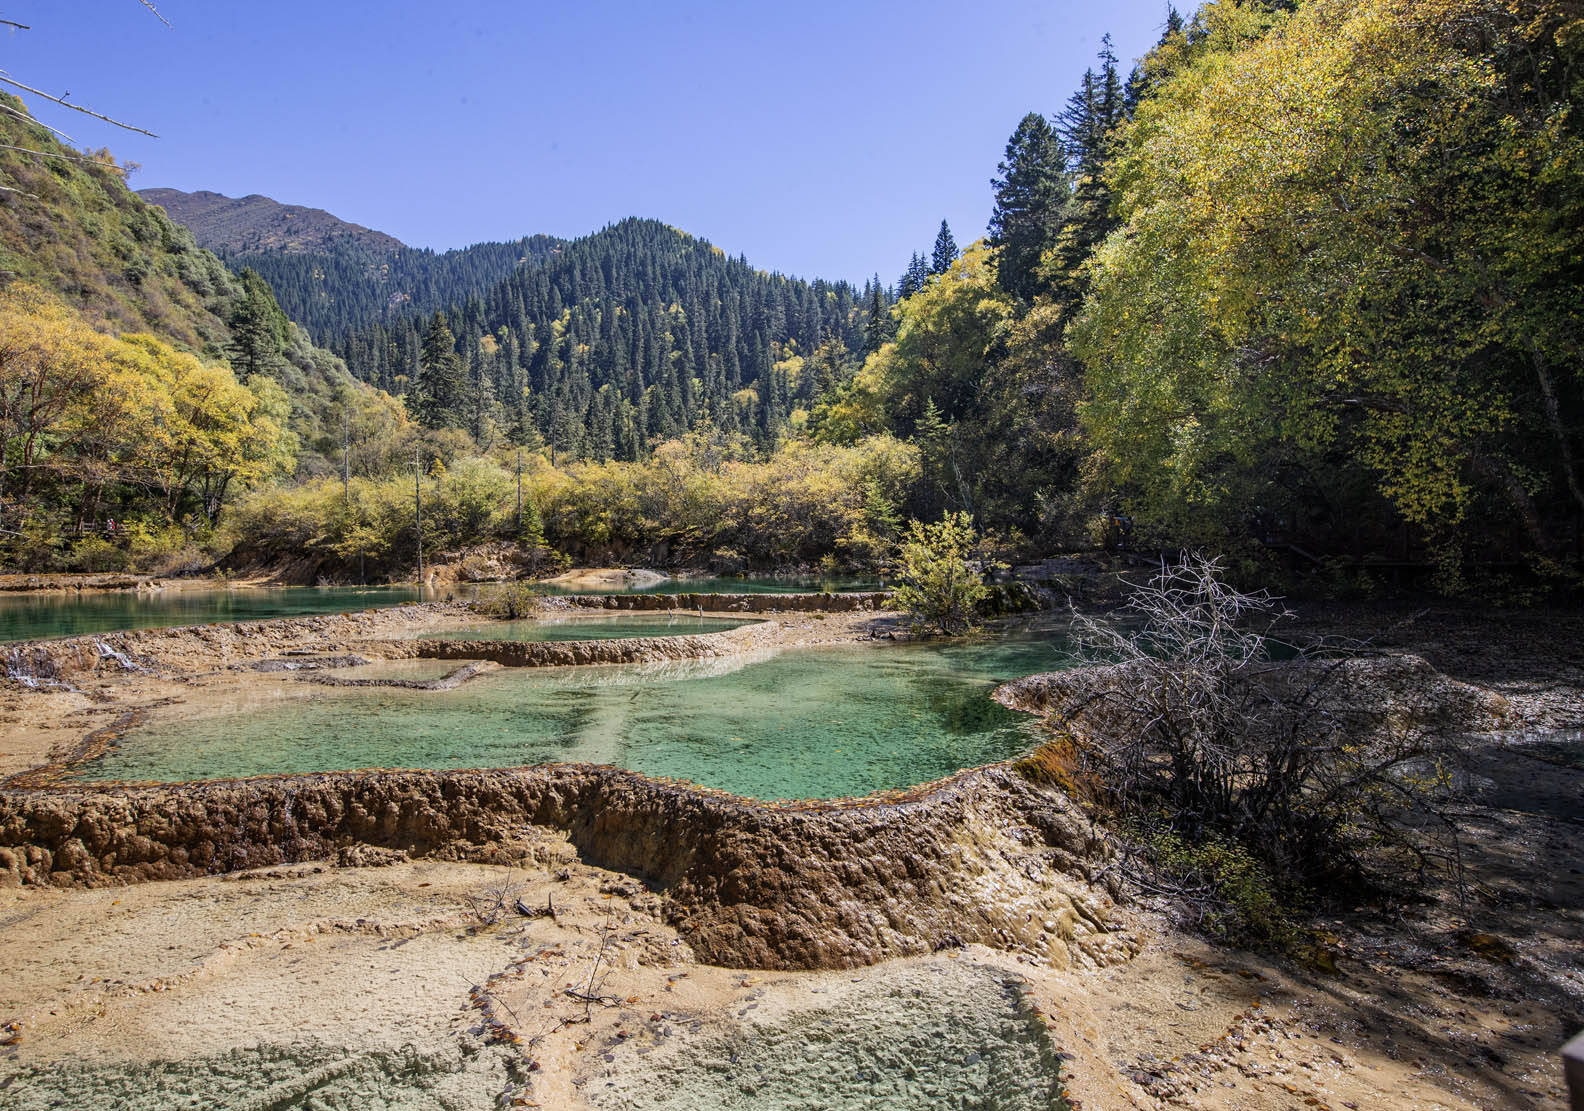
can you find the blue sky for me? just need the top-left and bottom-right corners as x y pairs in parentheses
(12, 1), (1178, 284)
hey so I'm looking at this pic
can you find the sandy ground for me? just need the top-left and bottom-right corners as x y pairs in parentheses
(0, 601), (1579, 1108)
(542, 568), (670, 591)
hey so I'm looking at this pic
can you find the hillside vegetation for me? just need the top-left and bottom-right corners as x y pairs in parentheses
(6, 0), (1581, 591)
(0, 96), (413, 574)
(0, 95), (237, 355)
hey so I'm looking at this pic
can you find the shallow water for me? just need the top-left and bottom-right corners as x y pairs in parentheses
(76, 632), (1078, 798)
(512, 575), (884, 597)
(0, 585), (424, 643)
(421, 615), (754, 642)
(0, 577), (879, 643)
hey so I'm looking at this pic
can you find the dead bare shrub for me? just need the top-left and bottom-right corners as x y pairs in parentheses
(1060, 554), (1464, 897)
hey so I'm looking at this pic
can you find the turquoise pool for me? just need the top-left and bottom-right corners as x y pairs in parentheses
(75, 632), (1078, 799)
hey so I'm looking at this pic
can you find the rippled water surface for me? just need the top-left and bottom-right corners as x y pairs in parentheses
(77, 632), (1079, 798)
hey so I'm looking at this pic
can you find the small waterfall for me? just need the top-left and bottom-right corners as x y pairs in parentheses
(94, 640), (150, 674)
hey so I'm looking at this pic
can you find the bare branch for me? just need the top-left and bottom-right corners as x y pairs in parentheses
(0, 73), (159, 137)
(137, 0), (171, 27)
(0, 143), (123, 171)
(0, 102), (76, 143)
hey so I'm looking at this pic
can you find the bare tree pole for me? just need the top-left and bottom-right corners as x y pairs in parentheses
(414, 444), (424, 586)
(0, 102), (74, 142)
(0, 0), (169, 153)
(136, 0), (171, 27)
(341, 405), (350, 507)
(516, 449), (523, 535)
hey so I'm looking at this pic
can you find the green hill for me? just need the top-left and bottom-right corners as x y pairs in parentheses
(0, 95), (240, 355)
(139, 186), (565, 343)
(335, 217), (874, 457)
(0, 95), (398, 510)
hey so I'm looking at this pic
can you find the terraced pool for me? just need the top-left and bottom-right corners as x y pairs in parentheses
(74, 632), (1079, 799)
(0, 577), (879, 643)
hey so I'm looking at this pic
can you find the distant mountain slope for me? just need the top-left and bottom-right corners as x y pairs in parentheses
(136, 188), (406, 254)
(140, 187), (564, 342)
(336, 217), (869, 457)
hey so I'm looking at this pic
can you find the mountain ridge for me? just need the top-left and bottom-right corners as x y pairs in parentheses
(139, 186), (566, 341)
(136, 188), (407, 255)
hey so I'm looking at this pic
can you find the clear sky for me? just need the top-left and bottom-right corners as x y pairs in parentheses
(11, 1), (1178, 285)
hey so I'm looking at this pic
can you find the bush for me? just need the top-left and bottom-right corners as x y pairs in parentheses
(887, 512), (991, 635)
(1131, 822), (1300, 948)
(1060, 553), (1460, 894)
(473, 582), (540, 619)
(61, 536), (128, 573)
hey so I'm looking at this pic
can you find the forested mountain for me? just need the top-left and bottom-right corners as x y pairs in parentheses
(136, 188), (406, 254)
(140, 187), (566, 343)
(335, 218), (881, 459)
(10, 0), (1579, 589)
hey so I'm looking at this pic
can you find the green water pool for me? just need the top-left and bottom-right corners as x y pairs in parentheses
(0, 585), (425, 643)
(74, 633), (1078, 799)
(421, 615), (755, 641)
(518, 575), (884, 597)
(0, 577), (879, 643)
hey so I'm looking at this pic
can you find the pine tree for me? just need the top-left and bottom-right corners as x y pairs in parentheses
(227, 268), (288, 381)
(1125, 7), (1185, 113)
(930, 220), (959, 275)
(412, 312), (464, 428)
(1051, 36), (1128, 308)
(988, 113), (1066, 303)
(464, 347), (498, 446)
(863, 277), (893, 353)
(899, 253), (930, 299)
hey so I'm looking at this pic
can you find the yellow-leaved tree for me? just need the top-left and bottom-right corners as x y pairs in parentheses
(1072, 0), (1584, 572)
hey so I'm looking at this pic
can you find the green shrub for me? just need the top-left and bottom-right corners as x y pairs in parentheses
(61, 536), (128, 573)
(1134, 822), (1300, 949)
(887, 512), (991, 635)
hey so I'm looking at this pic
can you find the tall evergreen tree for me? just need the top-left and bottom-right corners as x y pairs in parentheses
(1126, 7), (1186, 113)
(1051, 36), (1129, 307)
(226, 268), (289, 381)
(898, 252), (930, 299)
(988, 113), (1066, 303)
(930, 220), (959, 275)
(411, 312), (464, 428)
(863, 276), (893, 353)
(463, 347), (498, 446)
